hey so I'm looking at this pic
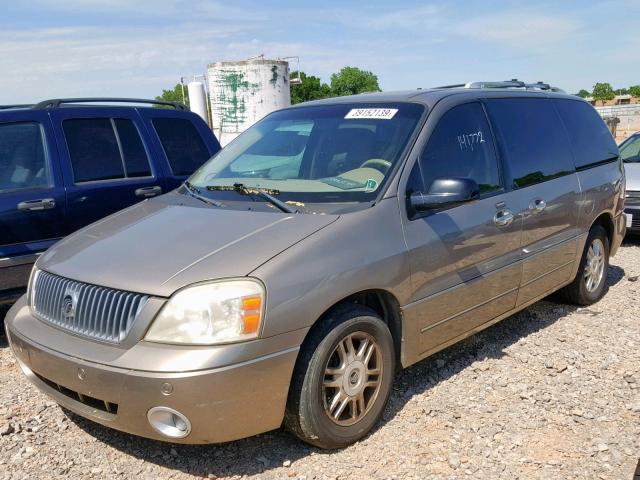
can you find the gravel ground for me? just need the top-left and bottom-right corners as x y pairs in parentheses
(1, 238), (639, 480)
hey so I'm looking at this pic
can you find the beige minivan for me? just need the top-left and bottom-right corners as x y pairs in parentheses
(5, 81), (626, 448)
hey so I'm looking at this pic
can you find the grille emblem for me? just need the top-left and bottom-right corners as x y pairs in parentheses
(62, 287), (79, 322)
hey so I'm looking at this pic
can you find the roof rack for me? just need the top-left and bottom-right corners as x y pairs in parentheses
(433, 79), (565, 93)
(33, 98), (188, 110)
(0, 104), (34, 110)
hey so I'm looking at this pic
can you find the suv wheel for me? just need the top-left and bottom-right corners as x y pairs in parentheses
(558, 225), (609, 305)
(285, 305), (395, 449)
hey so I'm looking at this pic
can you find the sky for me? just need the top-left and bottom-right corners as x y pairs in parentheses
(1, 0), (639, 104)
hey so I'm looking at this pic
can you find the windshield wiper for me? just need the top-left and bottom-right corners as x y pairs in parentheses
(207, 183), (299, 214)
(183, 181), (223, 207)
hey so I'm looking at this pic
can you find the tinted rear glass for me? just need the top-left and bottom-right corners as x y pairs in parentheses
(0, 122), (50, 192)
(63, 118), (124, 182)
(553, 99), (619, 169)
(115, 119), (151, 177)
(485, 98), (575, 189)
(153, 118), (210, 176)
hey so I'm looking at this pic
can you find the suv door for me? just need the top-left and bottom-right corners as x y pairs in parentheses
(0, 111), (66, 292)
(400, 101), (523, 361)
(484, 98), (581, 306)
(50, 109), (164, 233)
(137, 109), (221, 190)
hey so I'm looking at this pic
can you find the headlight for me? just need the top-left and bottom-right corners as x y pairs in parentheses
(145, 279), (265, 345)
(27, 267), (39, 308)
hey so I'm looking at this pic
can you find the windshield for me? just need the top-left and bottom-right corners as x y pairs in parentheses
(620, 134), (640, 163)
(188, 103), (424, 205)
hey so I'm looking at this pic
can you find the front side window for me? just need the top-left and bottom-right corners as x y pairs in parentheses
(63, 118), (152, 183)
(416, 102), (501, 195)
(188, 103), (425, 206)
(0, 122), (50, 192)
(619, 135), (640, 163)
(153, 118), (210, 176)
(485, 98), (575, 188)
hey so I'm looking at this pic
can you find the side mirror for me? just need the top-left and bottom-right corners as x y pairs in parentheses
(410, 178), (480, 212)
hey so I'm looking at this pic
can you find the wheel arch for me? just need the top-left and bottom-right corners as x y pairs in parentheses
(590, 211), (614, 246)
(298, 289), (403, 370)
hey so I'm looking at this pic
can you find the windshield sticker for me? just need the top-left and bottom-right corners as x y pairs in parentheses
(458, 131), (486, 151)
(320, 177), (366, 190)
(345, 108), (398, 120)
(364, 179), (378, 192)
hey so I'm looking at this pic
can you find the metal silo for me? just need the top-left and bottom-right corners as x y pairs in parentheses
(207, 57), (291, 146)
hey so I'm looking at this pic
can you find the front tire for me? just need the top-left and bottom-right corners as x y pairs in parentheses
(284, 305), (395, 449)
(558, 225), (610, 305)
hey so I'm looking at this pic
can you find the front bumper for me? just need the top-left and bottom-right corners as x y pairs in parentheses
(5, 298), (300, 444)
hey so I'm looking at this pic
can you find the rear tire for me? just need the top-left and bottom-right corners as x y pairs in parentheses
(557, 225), (609, 305)
(284, 305), (395, 449)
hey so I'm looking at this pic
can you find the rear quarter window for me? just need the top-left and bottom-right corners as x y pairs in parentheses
(152, 118), (210, 176)
(553, 99), (619, 169)
(485, 98), (575, 189)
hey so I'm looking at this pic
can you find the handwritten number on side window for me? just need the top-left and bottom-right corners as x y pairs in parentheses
(457, 131), (486, 152)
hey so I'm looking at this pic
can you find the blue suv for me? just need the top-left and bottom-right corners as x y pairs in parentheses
(0, 98), (221, 302)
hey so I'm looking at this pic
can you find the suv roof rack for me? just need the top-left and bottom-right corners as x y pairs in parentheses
(433, 79), (565, 93)
(33, 98), (188, 110)
(0, 104), (34, 110)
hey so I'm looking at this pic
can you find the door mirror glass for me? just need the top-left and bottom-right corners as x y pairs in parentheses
(410, 177), (479, 211)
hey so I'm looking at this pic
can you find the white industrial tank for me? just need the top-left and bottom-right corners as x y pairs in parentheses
(187, 81), (208, 125)
(207, 57), (291, 146)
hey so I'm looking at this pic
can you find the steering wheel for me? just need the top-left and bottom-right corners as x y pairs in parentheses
(359, 158), (392, 174)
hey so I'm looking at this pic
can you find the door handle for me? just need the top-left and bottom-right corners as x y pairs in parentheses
(17, 198), (56, 211)
(135, 186), (162, 198)
(529, 198), (546, 214)
(494, 209), (514, 227)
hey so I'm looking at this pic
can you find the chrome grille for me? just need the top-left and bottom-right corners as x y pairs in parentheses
(32, 270), (148, 343)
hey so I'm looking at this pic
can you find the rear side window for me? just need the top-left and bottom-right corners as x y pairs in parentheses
(153, 118), (210, 176)
(486, 98), (575, 189)
(418, 102), (502, 195)
(0, 122), (50, 192)
(553, 99), (619, 169)
(63, 118), (152, 183)
(114, 119), (151, 177)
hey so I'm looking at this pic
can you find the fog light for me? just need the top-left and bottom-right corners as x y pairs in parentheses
(147, 407), (191, 439)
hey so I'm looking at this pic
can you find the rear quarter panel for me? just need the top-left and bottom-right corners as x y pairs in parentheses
(575, 161), (625, 254)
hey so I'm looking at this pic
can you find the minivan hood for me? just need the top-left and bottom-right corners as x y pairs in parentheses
(38, 194), (338, 297)
(625, 162), (640, 192)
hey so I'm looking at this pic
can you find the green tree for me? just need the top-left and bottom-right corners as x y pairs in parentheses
(591, 82), (615, 105)
(155, 83), (189, 107)
(576, 89), (591, 98)
(290, 71), (332, 104)
(330, 67), (381, 97)
(615, 87), (629, 95)
(629, 85), (640, 98)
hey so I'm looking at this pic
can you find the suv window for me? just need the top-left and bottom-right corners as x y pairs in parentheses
(153, 118), (210, 176)
(63, 118), (152, 183)
(620, 135), (640, 163)
(114, 119), (151, 177)
(553, 99), (619, 169)
(417, 102), (501, 195)
(486, 98), (575, 188)
(0, 122), (50, 192)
